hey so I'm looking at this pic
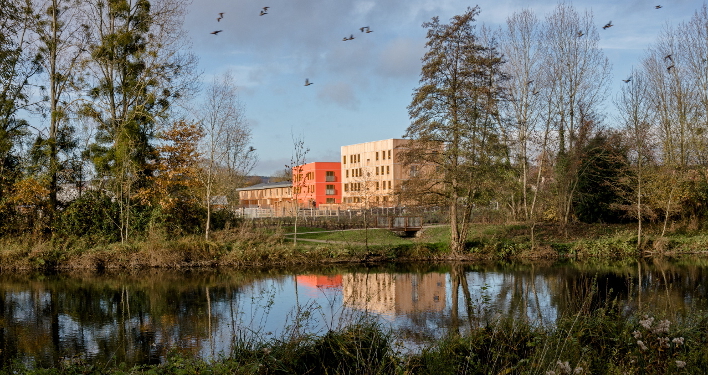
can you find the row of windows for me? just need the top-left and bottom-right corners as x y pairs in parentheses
(343, 196), (389, 203)
(343, 180), (393, 192)
(342, 150), (393, 164)
(376, 150), (392, 161)
(295, 171), (337, 182)
(293, 185), (337, 195)
(345, 166), (390, 178)
(343, 154), (361, 164)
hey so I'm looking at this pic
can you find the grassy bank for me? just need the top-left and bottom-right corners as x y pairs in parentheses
(2, 222), (708, 270)
(6, 305), (707, 374)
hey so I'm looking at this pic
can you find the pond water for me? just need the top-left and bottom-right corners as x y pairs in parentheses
(1, 258), (708, 368)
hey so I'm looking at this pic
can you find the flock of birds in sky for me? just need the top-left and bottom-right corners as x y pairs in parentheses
(208, 7), (374, 87)
(206, 4), (669, 88)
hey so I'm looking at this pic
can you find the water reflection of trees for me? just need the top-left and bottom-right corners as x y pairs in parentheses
(0, 270), (277, 368)
(2, 260), (708, 368)
(396, 259), (708, 342)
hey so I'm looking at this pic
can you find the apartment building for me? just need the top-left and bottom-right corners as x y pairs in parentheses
(291, 162), (342, 207)
(340, 138), (410, 207)
(236, 181), (293, 209)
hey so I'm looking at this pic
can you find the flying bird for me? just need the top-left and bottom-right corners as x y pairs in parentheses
(210, 30), (222, 35)
(655, 5), (662, 9)
(260, 10), (267, 16)
(305, 78), (313, 86)
(667, 64), (675, 72)
(343, 34), (354, 41)
(360, 26), (367, 32)
(602, 21), (613, 30)
(622, 76), (632, 83)
(664, 54), (673, 62)
(217, 12), (224, 22)
(260, 7), (268, 16)
(366, 28), (373, 33)
(577, 30), (584, 37)
(263, 6), (269, 11)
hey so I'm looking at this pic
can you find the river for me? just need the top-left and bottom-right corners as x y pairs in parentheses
(1, 258), (706, 368)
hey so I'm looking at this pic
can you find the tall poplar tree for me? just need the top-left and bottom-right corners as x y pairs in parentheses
(80, 0), (195, 242)
(404, 7), (508, 254)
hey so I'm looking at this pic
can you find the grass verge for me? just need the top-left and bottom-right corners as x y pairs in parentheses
(6, 305), (708, 374)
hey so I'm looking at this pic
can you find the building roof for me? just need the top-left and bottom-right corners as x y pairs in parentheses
(235, 181), (292, 191)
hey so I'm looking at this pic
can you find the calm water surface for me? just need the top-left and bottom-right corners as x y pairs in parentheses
(1, 258), (708, 368)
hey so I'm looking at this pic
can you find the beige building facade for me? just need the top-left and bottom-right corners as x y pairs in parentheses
(340, 138), (410, 207)
(236, 181), (294, 210)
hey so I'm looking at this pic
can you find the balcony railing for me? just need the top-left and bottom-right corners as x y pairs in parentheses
(326, 176), (336, 182)
(326, 189), (336, 195)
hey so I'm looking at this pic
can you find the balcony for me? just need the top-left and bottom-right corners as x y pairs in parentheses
(326, 189), (336, 195)
(326, 176), (336, 182)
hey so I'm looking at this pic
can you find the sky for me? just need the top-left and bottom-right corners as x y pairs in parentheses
(182, 0), (702, 176)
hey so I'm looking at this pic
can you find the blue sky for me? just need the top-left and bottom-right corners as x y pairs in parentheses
(182, 0), (701, 176)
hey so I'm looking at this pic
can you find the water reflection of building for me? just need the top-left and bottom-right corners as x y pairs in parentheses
(296, 275), (343, 297)
(342, 273), (446, 315)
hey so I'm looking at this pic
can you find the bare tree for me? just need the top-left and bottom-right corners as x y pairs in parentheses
(615, 69), (653, 249)
(287, 132), (309, 246)
(541, 3), (610, 225)
(200, 71), (255, 241)
(34, 0), (87, 219)
(501, 9), (545, 221)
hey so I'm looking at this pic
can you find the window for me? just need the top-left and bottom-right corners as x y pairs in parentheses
(376, 166), (379, 175)
(358, 168), (362, 177)
(388, 181), (392, 189)
(383, 196), (388, 202)
(386, 166), (390, 174)
(410, 165), (418, 177)
(375, 181), (379, 190)
(326, 185), (335, 195)
(388, 150), (391, 159)
(326, 171), (335, 182)
(376, 152), (379, 160)
(350, 155), (354, 163)
(357, 154), (361, 163)
(346, 169), (349, 178)
(326, 198), (335, 204)
(310, 185), (315, 193)
(344, 183), (349, 192)
(343, 156), (346, 164)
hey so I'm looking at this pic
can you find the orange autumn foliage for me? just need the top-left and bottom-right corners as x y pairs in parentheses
(137, 121), (204, 210)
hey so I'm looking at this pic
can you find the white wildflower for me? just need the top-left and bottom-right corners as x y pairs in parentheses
(653, 319), (671, 334)
(676, 360), (686, 368)
(546, 372), (556, 375)
(637, 340), (648, 351)
(658, 337), (670, 348)
(632, 330), (642, 339)
(557, 360), (572, 374)
(573, 366), (583, 374)
(639, 316), (654, 330)
(672, 337), (684, 346)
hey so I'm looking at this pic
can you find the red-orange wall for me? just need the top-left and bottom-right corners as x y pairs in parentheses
(292, 162), (342, 207)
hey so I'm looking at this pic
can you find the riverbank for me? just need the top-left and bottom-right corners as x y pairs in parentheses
(4, 304), (706, 374)
(2, 222), (708, 271)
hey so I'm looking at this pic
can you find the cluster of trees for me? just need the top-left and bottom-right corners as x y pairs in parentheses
(0, 0), (256, 241)
(403, 4), (708, 251)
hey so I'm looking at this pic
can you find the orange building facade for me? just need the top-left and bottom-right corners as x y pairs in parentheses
(291, 162), (342, 207)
